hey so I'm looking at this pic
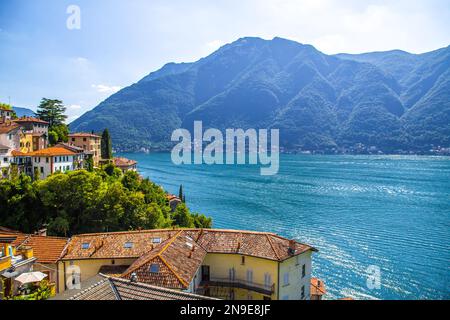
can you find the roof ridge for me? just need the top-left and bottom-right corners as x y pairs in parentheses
(266, 234), (281, 260)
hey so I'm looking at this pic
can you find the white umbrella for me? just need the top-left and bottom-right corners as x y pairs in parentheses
(15, 272), (47, 285)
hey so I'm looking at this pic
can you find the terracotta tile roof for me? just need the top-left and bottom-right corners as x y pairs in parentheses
(0, 121), (20, 134)
(122, 231), (207, 289)
(14, 117), (49, 125)
(0, 226), (21, 233)
(55, 143), (85, 153)
(11, 150), (27, 156)
(67, 276), (218, 300)
(98, 265), (130, 277)
(113, 157), (137, 167)
(0, 229), (68, 264)
(62, 230), (177, 260)
(310, 278), (327, 296)
(28, 146), (76, 157)
(69, 133), (101, 138)
(166, 194), (181, 201)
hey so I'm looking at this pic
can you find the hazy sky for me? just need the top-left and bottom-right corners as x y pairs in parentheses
(1, 0), (449, 122)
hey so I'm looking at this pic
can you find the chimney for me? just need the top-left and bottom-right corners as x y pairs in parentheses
(288, 240), (296, 255)
(35, 228), (47, 237)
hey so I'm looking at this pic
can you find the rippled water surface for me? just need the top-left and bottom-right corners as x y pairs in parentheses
(120, 153), (450, 300)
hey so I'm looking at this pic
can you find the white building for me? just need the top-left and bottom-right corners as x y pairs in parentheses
(29, 146), (77, 179)
(0, 121), (21, 177)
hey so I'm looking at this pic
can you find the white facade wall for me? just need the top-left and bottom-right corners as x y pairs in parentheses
(278, 251), (312, 300)
(32, 155), (75, 179)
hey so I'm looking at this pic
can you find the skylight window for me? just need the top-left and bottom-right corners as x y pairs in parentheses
(186, 242), (193, 249)
(149, 264), (160, 273)
(124, 241), (133, 249)
(152, 238), (161, 244)
(81, 243), (90, 250)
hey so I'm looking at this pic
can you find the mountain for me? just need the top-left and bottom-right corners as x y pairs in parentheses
(70, 37), (450, 153)
(13, 106), (35, 118)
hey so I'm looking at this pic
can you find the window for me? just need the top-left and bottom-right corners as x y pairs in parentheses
(124, 241), (133, 249)
(46, 157), (49, 163)
(149, 264), (160, 273)
(241, 256), (245, 265)
(83, 138), (87, 142)
(71, 138), (75, 142)
(152, 238), (161, 244)
(66, 165), (70, 171)
(40, 167), (44, 174)
(229, 268), (235, 281)
(264, 273), (272, 288)
(302, 264), (306, 278)
(246, 269), (253, 283)
(283, 272), (289, 286)
(81, 243), (90, 249)
(301, 285), (305, 299)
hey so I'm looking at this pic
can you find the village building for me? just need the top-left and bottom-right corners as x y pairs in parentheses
(167, 194), (182, 212)
(29, 146), (77, 179)
(0, 234), (37, 299)
(57, 228), (319, 300)
(55, 143), (87, 170)
(0, 106), (14, 121)
(14, 117), (49, 152)
(0, 120), (22, 177)
(113, 157), (138, 172)
(68, 133), (101, 166)
(310, 277), (326, 300)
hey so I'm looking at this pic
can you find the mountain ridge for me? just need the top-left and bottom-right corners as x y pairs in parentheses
(70, 37), (450, 153)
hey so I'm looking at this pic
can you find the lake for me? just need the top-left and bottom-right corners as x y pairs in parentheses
(119, 153), (450, 300)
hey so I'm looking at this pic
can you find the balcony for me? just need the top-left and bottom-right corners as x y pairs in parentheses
(198, 277), (275, 296)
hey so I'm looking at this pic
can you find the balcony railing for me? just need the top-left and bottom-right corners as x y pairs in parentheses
(198, 277), (275, 296)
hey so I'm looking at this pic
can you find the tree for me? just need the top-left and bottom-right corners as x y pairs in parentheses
(172, 203), (194, 228)
(178, 185), (183, 201)
(36, 98), (67, 128)
(0, 102), (17, 119)
(101, 129), (113, 160)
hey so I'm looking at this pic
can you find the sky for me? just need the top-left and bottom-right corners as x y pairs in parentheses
(1, 0), (449, 122)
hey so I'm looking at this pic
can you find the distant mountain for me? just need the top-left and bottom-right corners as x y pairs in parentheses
(70, 37), (450, 153)
(13, 106), (35, 118)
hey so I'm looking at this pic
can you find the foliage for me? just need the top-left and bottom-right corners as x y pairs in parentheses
(0, 166), (211, 236)
(0, 102), (17, 118)
(36, 98), (69, 146)
(101, 128), (113, 159)
(36, 98), (67, 127)
(11, 280), (51, 300)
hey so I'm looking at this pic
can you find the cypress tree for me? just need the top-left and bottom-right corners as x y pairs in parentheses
(101, 128), (112, 160)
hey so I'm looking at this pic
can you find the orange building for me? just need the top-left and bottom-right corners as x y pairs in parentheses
(68, 133), (101, 166)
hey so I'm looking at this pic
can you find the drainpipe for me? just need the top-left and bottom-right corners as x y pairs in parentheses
(277, 262), (280, 300)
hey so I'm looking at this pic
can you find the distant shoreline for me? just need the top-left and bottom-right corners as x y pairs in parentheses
(115, 150), (450, 157)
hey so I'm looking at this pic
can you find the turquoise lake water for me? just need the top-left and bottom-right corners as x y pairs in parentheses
(119, 153), (450, 300)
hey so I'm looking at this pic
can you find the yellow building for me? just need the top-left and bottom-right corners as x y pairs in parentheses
(14, 117), (49, 152)
(68, 133), (101, 166)
(56, 228), (318, 300)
